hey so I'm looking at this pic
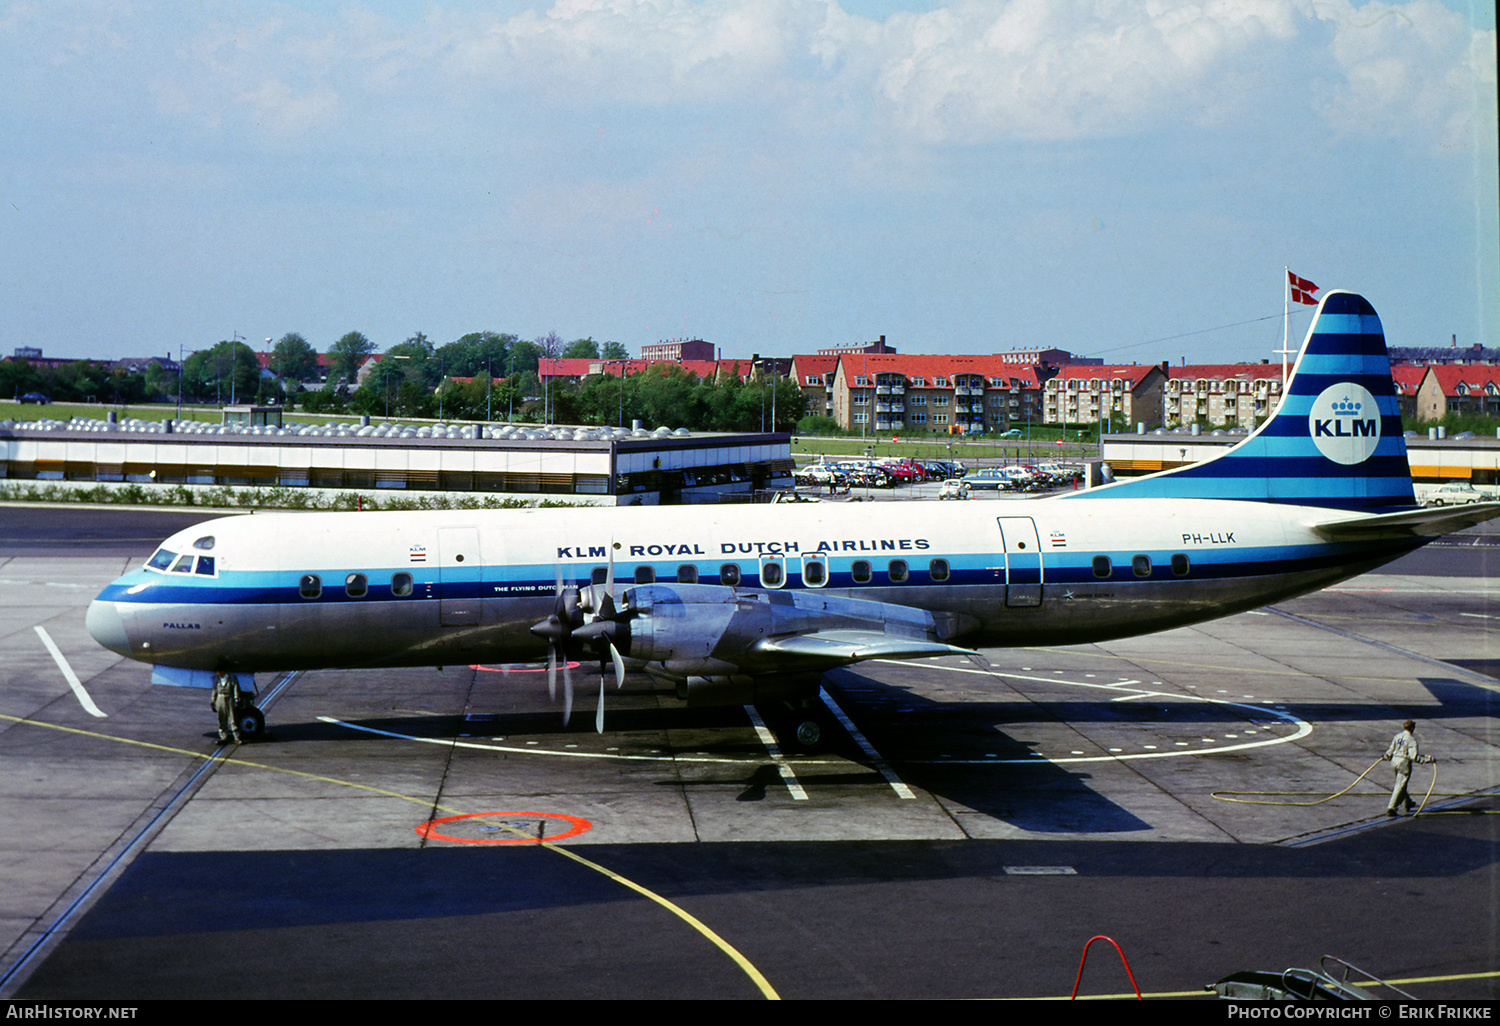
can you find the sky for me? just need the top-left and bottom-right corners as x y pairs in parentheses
(1, 0), (1495, 367)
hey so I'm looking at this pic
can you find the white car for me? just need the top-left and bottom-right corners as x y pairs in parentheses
(938, 479), (971, 500)
(1424, 483), (1489, 506)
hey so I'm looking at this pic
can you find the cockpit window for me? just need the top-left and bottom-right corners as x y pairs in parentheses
(147, 548), (177, 572)
(195, 556), (216, 576)
(193, 536), (215, 551)
(171, 554), (195, 573)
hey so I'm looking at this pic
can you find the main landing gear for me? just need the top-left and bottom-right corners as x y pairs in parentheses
(758, 696), (832, 753)
(234, 700), (266, 741)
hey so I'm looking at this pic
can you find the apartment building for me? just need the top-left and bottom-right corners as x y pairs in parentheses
(1043, 364), (1167, 429)
(825, 354), (1043, 434)
(1162, 363), (1285, 429)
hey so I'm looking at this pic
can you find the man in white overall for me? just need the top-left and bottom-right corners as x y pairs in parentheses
(1383, 720), (1434, 817)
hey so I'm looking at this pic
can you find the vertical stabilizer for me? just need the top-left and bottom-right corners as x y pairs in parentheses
(1070, 291), (1415, 512)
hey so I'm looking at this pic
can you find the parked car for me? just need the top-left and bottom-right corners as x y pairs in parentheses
(962, 468), (1009, 490)
(938, 479), (971, 500)
(1423, 482), (1490, 506)
(795, 464), (844, 487)
(18, 392), (50, 404)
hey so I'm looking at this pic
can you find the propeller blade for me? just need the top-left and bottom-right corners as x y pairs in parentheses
(546, 646), (557, 701)
(596, 674), (606, 734)
(562, 656), (573, 726)
(610, 640), (626, 690)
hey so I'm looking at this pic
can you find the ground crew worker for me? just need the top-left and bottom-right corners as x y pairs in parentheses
(212, 671), (242, 745)
(1382, 720), (1433, 816)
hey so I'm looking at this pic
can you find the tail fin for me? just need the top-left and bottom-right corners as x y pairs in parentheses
(1072, 291), (1416, 512)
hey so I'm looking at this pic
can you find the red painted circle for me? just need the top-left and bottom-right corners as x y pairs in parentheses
(415, 811), (593, 845)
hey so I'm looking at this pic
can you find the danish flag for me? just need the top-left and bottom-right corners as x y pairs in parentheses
(1289, 271), (1319, 306)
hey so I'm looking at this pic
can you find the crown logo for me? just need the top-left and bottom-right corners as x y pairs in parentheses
(1331, 397), (1361, 415)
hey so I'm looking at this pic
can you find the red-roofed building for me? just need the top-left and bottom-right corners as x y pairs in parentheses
(1044, 364), (1168, 429)
(826, 353), (1045, 434)
(1415, 365), (1500, 421)
(1390, 365), (1426, 422)
(537, 357), (602, 383)
(789, 354), (840, 421)
(1163, 363), (1285, 429)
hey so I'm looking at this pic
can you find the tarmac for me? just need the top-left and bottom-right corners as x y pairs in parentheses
(0, 504), (1496, 1000)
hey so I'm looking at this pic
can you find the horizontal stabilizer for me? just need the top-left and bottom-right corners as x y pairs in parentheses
(1312, 502), (1500, 541)
(751, 630), (973, 667)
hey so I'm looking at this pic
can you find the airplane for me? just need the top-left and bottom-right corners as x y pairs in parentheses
(86, 291), (1500, 748)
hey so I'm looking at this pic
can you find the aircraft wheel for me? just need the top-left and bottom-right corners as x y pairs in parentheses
(236, 706), (266, 740)
(793, 718), (823, 750)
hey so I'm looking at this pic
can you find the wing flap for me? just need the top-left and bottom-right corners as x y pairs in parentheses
(751, 630), (974, 667)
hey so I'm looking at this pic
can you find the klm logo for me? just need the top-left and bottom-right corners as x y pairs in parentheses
(1313, 396), (1378, 439)
(1309, 383), (1381, 465)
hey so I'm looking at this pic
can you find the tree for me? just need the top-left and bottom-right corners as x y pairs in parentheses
(436, 331), (515, 380)
(507, 338), (542, 376)
(601, 340), (630, 361)
(387, 332), (436, 390)
(182, 341), (260, 404)
(327, 331), (375, 386)
(270, 333), (319, 384)
(562, 337), (600, 359)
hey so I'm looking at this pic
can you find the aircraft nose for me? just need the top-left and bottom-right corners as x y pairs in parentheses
(86, 600), (131, 657)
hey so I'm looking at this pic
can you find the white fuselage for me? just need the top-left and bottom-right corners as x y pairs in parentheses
(86, 496), (1422, 675)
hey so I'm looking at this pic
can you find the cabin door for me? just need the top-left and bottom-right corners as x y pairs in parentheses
(437, 526), (482, 626)
(995, 517), (1043, 608)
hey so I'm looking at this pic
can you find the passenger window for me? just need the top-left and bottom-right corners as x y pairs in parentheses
(1132, 555), (1152, 578)
(1092, 556), (1112, 579)
(345, 573), (368, 598)
(148, 548), (176, 572)
(1171, 553), (1190, 577)
(852, 560), (872, 584)
(194, 556), (215, 576)
(391, 572), (414, 597)
(803, 559), (826, 587)
(929, 558), (950, 583)
(720, 563), (741, 586)
(591, 567), (608, 585)
(889, 559), (909, 583)
(676, 564), (698, 584)
(761, 561), (784, 587)
(634, 565), (655, 584)
(171, 554), (194, 573)
(299, 574), (322, 599)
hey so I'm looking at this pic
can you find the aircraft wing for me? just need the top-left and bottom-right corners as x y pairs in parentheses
(1311, 502), (1500, 541)
(601, 582), (980, 679)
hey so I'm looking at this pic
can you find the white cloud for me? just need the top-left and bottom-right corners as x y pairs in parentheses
(5, 0), (1486, 155)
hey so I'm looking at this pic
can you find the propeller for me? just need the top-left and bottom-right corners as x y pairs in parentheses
(574, 546), (633, 732)
(528, 564), (580, 725)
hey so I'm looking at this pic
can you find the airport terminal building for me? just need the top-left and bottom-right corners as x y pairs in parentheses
(0, 415), (794, 506)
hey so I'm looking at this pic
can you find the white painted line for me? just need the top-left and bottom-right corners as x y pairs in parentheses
(873, 660), (1313, 766)
(819, 687), (915, 799)
(35, 625), (106, 719)
(320, 716), (771, 765)
(1004, 866), (1077, 876)
(741, 706), (808, 800)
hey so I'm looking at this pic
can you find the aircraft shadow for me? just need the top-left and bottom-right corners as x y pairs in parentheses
(50, 814), (1500, 944)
